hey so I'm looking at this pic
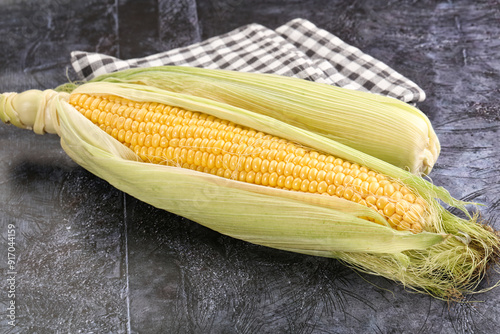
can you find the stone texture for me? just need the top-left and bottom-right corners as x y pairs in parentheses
(1, 0), (499, 333)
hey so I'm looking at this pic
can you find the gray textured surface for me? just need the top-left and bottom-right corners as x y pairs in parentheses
(1, 0), (500, 333)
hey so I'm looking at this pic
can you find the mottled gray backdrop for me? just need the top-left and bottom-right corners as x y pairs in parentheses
(1, 0), (500, 333)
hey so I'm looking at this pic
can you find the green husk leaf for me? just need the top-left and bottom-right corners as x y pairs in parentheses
(87, 66), (440, 175)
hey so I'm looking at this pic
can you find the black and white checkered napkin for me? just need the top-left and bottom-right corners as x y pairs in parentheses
(71, 18), (425, 104)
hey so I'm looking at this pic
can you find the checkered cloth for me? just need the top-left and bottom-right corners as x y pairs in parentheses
(71, 18), (425, 104)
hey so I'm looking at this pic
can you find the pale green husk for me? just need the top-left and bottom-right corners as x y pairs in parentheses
(1, 76), (499, 300)
(86, 66), (440, 175)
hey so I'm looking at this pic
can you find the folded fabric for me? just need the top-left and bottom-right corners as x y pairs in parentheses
(71, 18), (425, 104)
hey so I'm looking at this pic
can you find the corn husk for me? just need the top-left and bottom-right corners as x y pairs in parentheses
(84, 66), (440, 175)
(1, 71), (499, 300)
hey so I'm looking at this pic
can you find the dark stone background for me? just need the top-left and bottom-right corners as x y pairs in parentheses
(1, 0), (499, 333)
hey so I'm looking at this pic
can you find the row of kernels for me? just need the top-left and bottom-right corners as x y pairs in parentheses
(76, 96), (271, 146)
(78, 94), (226, 132)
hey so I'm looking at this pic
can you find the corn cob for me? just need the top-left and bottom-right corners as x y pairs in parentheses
(69, 92), (428, 233)
(1, 68), (499, 300)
